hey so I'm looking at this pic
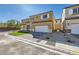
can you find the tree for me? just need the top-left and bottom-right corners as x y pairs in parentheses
(16, 20), (20, 29)
(7, 19), (20, 29)
(7, 19), (16, 26)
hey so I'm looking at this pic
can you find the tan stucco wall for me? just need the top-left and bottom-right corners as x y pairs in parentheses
(21, 21), (53, 32)
(30, 11), (53, 21)
(21, 11), (56, 32)
(21, 19), (57, 31)
(54, 24), (63, 31)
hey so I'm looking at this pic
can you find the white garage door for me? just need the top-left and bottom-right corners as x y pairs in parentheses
(71, 24), (79, 34)
(35, 26), (50, 32)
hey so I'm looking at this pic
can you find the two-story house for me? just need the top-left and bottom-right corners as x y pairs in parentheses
(62, 4), (79, 34)
(55, 19), (63, 32)
(21, 11), (56, 33)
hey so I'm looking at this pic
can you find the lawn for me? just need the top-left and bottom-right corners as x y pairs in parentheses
(10, 31), (26, 36)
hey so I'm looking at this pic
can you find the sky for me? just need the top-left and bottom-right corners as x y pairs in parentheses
(0, 4), (74, 22)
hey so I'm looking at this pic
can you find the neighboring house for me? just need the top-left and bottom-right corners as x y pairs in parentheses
(62, 4), (79, 34)
(21, 11), (56, 33)
(55, 19), (63, 32)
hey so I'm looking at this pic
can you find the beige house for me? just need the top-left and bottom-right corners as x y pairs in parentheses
(55, 19), (63, 32)
(21, 11), (57, 33)
(62, 4), (79, 34)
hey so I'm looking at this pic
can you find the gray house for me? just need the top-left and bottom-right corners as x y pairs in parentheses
(62, 4), (79, 34)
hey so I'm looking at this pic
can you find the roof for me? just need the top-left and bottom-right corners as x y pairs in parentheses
(64, 4), (79, 9)
(21, 11), (53, 21)
(30, 11), (53, 17)
(22, 18), (29, 20)
(56, 19), (61, 20)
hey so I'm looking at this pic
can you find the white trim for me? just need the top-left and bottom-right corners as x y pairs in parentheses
(47, 14), (49, 18)
(41, 15), (43, 19)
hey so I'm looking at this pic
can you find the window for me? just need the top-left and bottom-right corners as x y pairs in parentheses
(41, 14), (49, 19)
(68, 23), (70, 26)
(69, 9), (73, 15)
(43, 14), (47, 19)
(73, 8), (77, 14)
(78, 8), (79, 14)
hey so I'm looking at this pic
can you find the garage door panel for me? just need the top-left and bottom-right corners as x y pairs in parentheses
(71, 24), (79, 34)
(35, 26), (49, 32)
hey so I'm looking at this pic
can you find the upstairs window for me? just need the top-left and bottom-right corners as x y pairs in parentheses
(78, 8), (79, 14)
(69, 9), (73, 15)
(41, 14), (49, 19)
(43, 14), (47, 19)
(73, 8), (77, 14)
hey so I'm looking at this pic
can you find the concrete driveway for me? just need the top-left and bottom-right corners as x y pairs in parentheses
(0, 32), (58, 55)
(19, 32), (79, 46)
(19, 32), (79, 55)
(0, 31), (79, 55)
